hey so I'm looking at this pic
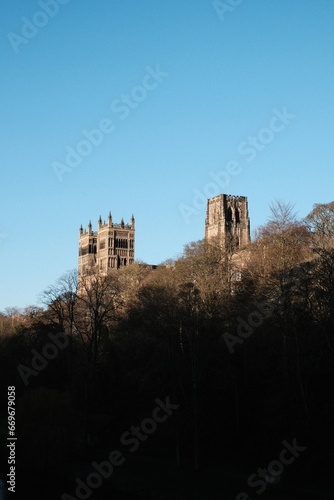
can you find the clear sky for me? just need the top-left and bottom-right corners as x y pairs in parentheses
(1, 0), (333, 311)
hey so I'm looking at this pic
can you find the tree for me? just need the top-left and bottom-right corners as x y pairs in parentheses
(40, 270), (78, 335)
(305, 202), (334, 329)
(259, 199), (298, 236)
(305, 201), (334, 251)
(175, 238), (230, 311)
(241, 201), (313, 426)
(116, 261), (154, 308)
(75, 268), (123, 367)
(41, 268), (123, 445)
(248, 201), (311, 296)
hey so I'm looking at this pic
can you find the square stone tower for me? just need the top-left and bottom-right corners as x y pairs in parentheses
(78, 213), (135, 276)
(205, 194), (250, 249)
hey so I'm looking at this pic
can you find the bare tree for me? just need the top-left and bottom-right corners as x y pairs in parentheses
(40, 270), (78, 335)
(41, 268), (124, 445)
(305, 201), (334, 251)
(75, 269), (122, 366)
(257, 200), (298, 237)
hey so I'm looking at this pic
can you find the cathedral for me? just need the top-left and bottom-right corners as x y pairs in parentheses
(78, 213), (135, 276)
(78, 194), (250, 277)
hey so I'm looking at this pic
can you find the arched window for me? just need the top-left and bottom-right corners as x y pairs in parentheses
(227, 207), (233, 222)
(235, 208), (240, 223)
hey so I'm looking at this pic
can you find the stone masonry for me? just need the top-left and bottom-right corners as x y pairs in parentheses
(78, 213), (135, 276)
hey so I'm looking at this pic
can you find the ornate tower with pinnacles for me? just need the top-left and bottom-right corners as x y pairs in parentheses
(78, 213), (135, 276)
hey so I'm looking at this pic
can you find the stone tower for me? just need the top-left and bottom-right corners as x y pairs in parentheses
(205, 194), (250, 249)
(78, 213), (135, 276)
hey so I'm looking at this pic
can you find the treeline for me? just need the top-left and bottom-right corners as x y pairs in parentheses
(1, 201), (334, 495)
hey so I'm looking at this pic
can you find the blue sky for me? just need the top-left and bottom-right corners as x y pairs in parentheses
(0, 0), (333, 311)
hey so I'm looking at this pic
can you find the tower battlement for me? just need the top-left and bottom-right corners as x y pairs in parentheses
(78, 213), (135, 276)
